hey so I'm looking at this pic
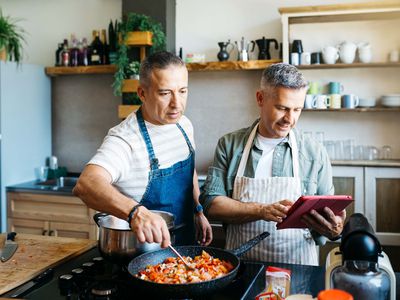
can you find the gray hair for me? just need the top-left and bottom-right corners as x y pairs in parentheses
(139, 51), (186, 87)
(260, 63), (307, 90)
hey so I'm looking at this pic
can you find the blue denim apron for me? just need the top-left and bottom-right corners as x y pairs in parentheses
(136, 109), (195, 245)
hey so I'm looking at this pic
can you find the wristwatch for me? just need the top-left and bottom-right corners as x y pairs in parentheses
(194, 203), (203, 214)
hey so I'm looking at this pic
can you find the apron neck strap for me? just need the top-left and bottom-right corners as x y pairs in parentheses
(236, 123), (300, 178)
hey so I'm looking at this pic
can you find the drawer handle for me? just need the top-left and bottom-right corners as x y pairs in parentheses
(42, 230), (48, 236)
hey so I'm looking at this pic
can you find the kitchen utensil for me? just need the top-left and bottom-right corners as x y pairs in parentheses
(338, 41), (357, 64)
(292, 40), (303, 53)
(34, 166), (49, 182)
(322, 46), (339, 64)
(235, 37), (255, 61)
(168, 244), (194, 270)
(7, 269), (54, 297)
(255, 37), (278, 60)
(380, 145), (392, 160)
(381, 94), (400, 107)
(311, 52), (321, 64)
(217, 40), (234, 61)
(342, 94), (359, 108)
(94, 211), (184, 264)
(1, 232), (18, 262)
(325, 213), (395, 300)
(127, 231), (270, 299)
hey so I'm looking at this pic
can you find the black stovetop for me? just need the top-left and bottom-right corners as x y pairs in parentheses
(2, 248), (265, 300)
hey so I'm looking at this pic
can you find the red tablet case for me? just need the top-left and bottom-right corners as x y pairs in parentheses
(276, 195), (353, 230)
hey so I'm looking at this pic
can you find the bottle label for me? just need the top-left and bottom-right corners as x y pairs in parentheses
(91, 55), (100, 62)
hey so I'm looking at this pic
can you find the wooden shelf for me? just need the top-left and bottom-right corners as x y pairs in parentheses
(45, 65), (117, 77)
(298, 62), (400, 70)
(302, 107), (400, 112)
(122, 79), (139, 93)
(118, 105), (140, 118)
(186, 59), (282, 72)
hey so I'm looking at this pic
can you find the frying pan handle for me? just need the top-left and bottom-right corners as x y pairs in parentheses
(93, 212), (108, 227)
(231, 231), (270, 257)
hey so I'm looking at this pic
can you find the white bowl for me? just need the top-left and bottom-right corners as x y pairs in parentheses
(381, 94), (400, 107)
(358, 98), (376, 107)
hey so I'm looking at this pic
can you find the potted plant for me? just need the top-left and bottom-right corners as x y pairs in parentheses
(125, 61), (140, 79)
(0, 10), (26, 62)
(113, 13), (166, 96)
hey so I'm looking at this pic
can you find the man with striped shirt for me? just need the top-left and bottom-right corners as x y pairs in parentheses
(74, 51), (212, 248)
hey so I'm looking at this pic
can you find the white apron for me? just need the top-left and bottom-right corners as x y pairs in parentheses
(225, 123), (318, 265)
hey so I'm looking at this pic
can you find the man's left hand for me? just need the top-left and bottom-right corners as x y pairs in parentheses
(194, 213), (213, 246)
(301, 207), (346, 240)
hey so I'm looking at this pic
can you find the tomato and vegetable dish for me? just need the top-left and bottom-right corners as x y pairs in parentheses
(135, 250), (235, 284)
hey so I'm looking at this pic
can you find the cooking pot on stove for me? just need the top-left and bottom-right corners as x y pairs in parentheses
(94, 211), (181, 264)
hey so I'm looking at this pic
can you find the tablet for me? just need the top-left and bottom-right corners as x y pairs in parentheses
(276, 195), (353, 230)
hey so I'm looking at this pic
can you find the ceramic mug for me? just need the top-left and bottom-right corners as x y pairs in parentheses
(342, 94), (359, 108)
(300, 52), (311, 65)
(311, 52), (321, 64)
(290, 52), (300, 65)
(328, 82), (344, 94)
(312, 95), (330, 109)
(322, 46), (339, 64)
(304, 94), (316, 109)
(307, 81), (322, 95)
(328, 94), (341, 109)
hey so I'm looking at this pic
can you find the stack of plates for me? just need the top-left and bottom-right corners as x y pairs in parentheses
(381, 94), (400, 107)
(358, 98), (376, 107)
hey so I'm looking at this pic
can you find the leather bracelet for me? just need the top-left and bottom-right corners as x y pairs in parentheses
(127, 203), (143, 228)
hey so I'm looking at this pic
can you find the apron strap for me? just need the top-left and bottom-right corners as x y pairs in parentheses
(176, 123), (195, 153)
(236, 122), (300, 178)
(136, 108), (159, 170)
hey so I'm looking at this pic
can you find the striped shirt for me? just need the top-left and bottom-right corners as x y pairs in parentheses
(89, 112), (195, 202)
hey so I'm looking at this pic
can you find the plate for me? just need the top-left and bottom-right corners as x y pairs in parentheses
(381, 95), (400, 107)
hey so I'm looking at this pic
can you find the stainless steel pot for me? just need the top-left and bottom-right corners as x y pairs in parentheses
(94, 211), (179, 264)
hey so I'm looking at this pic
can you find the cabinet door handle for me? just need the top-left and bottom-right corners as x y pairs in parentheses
(48, 230), (54, 236)
(42, 230), (48, 236)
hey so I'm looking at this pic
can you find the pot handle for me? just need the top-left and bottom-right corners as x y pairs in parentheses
(230, 231), (270, 257)
(93, 212), (108, 227)
(169, 223), (186, 234)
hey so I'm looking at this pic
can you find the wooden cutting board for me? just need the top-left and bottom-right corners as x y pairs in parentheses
(0, 233), (97, 295)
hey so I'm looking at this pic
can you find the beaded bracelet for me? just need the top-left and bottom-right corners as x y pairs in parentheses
(126, 203), (143, 228)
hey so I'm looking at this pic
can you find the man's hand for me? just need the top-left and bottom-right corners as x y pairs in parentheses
(260, 199), (293, 223)
(301, 207), (346, 240)
(194, 213), (213, 246)
(130, 206), (171, 248)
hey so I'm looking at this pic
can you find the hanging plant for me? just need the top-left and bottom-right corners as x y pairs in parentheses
(112, 13), (166, 96)
(0, 9), (26, 62)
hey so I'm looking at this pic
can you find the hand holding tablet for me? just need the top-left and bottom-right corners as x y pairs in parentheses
(276, 195), (353, 230)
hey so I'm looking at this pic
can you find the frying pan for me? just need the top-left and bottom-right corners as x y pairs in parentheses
(127, 231), (270, 298)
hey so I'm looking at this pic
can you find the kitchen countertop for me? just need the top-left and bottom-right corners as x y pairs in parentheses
(6, 179), (75, 196)
(332, 159), (400, 167)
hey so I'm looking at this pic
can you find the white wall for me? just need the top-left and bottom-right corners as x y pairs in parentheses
(0, 0), (122, 66)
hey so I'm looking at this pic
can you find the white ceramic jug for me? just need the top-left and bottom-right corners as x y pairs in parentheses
(339, 41), (357, 64)
(322, 46), (339, 64)
(357, 42), (372, 63)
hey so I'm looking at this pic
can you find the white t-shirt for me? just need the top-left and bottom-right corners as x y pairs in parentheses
(89, 112), (195, 202)
(254, 133), (284, 178)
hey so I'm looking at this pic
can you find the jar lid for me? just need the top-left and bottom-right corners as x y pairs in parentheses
(318, 289), (353, 300)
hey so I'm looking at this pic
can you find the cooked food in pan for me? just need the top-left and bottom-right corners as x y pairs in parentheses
(135, 250), (234, 284)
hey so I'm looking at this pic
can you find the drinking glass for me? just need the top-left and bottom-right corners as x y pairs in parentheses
(324, 141), (335, 160)
(302, 131), (313, 140)
(366, 146), (379, 160)
(35, 166), (49, 182)
(380, 145), (392, 160)
(315, 132), (325, 144)
(335, 140), (345, 160)
(343, 139), (355, 160)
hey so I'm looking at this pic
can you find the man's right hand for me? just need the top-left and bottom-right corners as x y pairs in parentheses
(260, 199), (293, 223)
(129, 206), (171, 248)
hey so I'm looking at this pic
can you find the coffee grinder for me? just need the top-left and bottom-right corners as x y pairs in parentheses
(325, 213), (396, 299)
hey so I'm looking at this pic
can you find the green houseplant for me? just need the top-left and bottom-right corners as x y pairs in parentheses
(113, 13), (166, 96)
(0, 10), (26, 62)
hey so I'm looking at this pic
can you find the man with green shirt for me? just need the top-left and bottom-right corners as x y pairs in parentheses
(200, 63), (345, 265)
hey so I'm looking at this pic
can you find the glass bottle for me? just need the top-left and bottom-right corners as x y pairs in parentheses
(61, 39), (70, 67)
(70, 37), (79, 67)
(55, 43), (63, 66)
(90, 30), (103, 65)
(101, 29), (109, 65)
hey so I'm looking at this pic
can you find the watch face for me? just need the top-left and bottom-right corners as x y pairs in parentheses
(195, 204), (203, 213)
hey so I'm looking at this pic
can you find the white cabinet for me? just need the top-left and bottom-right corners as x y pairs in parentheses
(365, 167), (400, 246)
(332, 165), (400, 246)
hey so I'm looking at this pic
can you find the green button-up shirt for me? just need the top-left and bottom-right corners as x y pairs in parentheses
(200, 119), (334, 212)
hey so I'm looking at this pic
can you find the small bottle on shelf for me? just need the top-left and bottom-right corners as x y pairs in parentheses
(55, 43), (63, 66)
(61, 39), (70, 67)
(70, 36), (79, 67)
(101, 29), (109, 65)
